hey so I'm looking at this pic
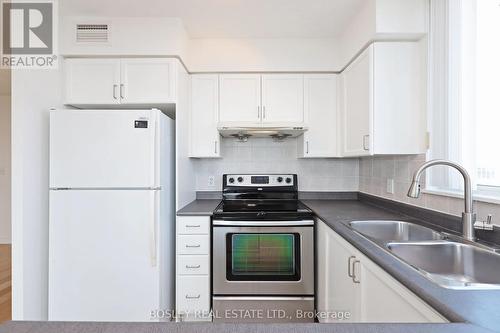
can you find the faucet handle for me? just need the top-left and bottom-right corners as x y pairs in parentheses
(474, 214), (494, 231)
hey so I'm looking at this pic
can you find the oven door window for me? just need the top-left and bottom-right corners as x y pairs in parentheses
(227, 233), (300, 281)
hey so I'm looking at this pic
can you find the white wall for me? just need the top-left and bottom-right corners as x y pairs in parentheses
(11, 65), (63, 320)
(61, 17), (189, 60)
(188, 38), (341, 72)
(194, 138), (359, 192)
(0, 69), (11, 244)
(337, 0), (428, 68)
(175, 64), (196, 209)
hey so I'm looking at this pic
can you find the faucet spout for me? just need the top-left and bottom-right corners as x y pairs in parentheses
(407, 159), (476, 241)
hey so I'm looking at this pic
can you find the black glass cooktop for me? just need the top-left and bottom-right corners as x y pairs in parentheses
(214, 174), (313, 221)
(213, 200), (313, 221)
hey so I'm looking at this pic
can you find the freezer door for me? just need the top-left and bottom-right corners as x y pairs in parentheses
(48, 190), (163, 322)
(50, 110), (159, 188)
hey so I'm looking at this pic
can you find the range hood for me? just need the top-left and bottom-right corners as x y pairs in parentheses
(218, 126), (308, 140)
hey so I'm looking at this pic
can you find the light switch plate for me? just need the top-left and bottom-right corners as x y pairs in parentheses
(386, 179), (394, 194)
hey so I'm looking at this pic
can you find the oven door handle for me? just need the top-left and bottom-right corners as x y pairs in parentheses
(212, 220), (314, 227)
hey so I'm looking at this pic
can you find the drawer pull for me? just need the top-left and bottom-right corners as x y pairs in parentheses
(185, 294), (201, 299)
(186, 265), (201, 269)
(185, 244), (201, 248)
(185, 225), (201, 228)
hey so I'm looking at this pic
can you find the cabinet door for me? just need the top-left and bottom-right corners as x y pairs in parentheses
(320, 221), (361, 322)
(341, 46), (373, 157)
(190, 75), (220, 158)
(219, 74), (261, 125)
(316, 220), (330, 319)
(360, 257), (447, 323)
(120, 58), (176, 104)
(300, 75), (339, 157)
(64, 58), (120, 105)
(49, 190), (159, 321)
(261, 74), (304, 124)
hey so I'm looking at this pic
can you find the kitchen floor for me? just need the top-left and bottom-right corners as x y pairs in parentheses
(0, 245), (11, 323)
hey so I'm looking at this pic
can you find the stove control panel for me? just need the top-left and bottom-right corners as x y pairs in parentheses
(225, 174), (295, 187)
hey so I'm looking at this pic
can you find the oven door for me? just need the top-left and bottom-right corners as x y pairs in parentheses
(213, 221), (314, 295)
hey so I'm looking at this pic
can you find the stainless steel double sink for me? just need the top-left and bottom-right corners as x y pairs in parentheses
(348, 220), (500, 290)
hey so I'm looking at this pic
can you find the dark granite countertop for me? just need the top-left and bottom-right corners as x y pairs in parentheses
(176, 199), (221, 216)
(0, 321), (493, 333)
(302, 199), (500, 333)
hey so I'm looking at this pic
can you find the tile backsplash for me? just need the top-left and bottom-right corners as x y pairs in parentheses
(194, 139), (500, 226)
(359, 155), (500, 223)
(193, 138), (359, 192)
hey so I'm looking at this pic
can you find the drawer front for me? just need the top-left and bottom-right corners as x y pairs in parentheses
(177, 216), (210, 235)
(177, 276), (210, 312)
(177, 235), (210, 255)
(177, 255), (210, 275)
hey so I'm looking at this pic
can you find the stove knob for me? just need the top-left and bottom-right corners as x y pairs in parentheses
(277, 177), (283, 183)
(285, 177), (292, 184)
(228, 177), (235, 184)
(237, 177), (244, 183)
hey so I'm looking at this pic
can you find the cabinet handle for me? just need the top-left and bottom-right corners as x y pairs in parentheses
(185, 294), (201, 299)
(263, 106), (266, 119)
(113, 84), (118, 99)
(352, 259), (361, 284)
(120, 83), (124, 99)
(363, 135), (370, 151)
(348, 256), (355, 278)
(186, 265), (201, 269)
(185, 225), (201, 228)
(306, 141), (309, 154)
(185, 244), (201, 248)
(214, 141), (218, 154)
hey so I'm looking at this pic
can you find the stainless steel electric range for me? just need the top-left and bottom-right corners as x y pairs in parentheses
(212, 174), (315, 323)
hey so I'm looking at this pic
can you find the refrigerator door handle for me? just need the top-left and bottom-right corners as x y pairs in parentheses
(150, 191), (158, 267)
(153, 110), (161, 188)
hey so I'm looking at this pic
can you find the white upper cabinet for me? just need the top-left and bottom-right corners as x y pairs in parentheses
(190, 75), (220, 158)
(219, 74), (261, 125)
(341, 47), (372, 157)
(298, 74), (340, 158)
(65, 58), (121, 105)
(64, 58), (178, 106)
(120, 58), (176, 104)
(218, 74), (305, 127)
(261, 74), (304, 124)
(341, 42), (426, 157)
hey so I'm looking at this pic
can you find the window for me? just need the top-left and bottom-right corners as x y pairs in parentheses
(428, 0), (500, 199)
(475, 0), (500, 188)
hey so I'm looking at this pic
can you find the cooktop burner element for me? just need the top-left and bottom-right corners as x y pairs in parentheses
(213, 174), (314, 221)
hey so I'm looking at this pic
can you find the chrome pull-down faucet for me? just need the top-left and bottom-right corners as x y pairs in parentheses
(407, 159), (476, 241)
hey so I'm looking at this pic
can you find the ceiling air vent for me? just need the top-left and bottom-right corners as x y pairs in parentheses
(76, 24), (109, 43)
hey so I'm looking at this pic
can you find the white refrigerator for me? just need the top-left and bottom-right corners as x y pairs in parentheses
(48, 109), (175, 322)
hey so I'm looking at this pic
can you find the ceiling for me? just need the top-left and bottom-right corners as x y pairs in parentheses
(60, 0), (364, 38)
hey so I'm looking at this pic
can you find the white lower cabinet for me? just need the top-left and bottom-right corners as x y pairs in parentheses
(176, 216), (211, 322)
(316, 219), (447, 323)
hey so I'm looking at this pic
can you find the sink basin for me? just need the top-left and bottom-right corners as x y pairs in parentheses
(387, 241), (500, 289)
(349, 220), (444, 242)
